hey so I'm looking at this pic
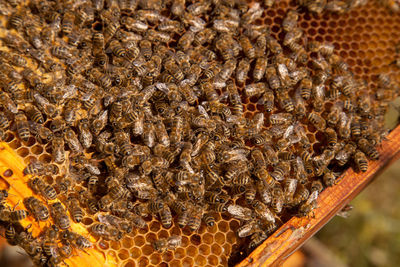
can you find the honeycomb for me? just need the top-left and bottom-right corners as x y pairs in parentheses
(0, 1), (400, 267)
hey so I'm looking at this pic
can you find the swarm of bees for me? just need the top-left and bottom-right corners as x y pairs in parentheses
(0, 0), (398, 266)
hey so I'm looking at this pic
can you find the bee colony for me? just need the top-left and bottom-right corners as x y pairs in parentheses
(0, 0), (399, 266)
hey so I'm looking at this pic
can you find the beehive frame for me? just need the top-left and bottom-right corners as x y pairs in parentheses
(0, 0), (400, 267)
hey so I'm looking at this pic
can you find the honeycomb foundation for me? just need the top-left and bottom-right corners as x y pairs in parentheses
(0, 1), (400, 267)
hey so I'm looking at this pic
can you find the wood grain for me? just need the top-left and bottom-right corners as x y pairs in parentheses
(237, 125), (400, 267)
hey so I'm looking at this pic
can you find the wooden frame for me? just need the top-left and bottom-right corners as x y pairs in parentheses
(237, 125), (400, 267)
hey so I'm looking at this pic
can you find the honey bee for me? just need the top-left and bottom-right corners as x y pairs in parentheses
(61, 230), (92, 250)
(91, 222), (122, 241)
(271, 161), (291, 182)
(28, 177), (57, 200)
(323, 170), (337, 187)
(283, 27), (304, 48)
(178, 30), (195, 51)
(50, 202), (70, 230)
(236, 59), (250, 84)
(282, 10), (299, 32)
(64, 127), (83, 155)
(249, 230), (268, 249)
(14, 112), (30, 142)
(28, 121), (53, 142)
(308, 112), (326, 131)
(98, 214), (133, 233)
(227, 204), (254, 221)
(266, 35), (282, 55)
(170, 116), (184, 144)
(153, 235), (182, 252)
(325, 128), (338, 148)
(358, 138), (380, 160)
(338, 112), (351, 139)
(33, 91), (57, 118)
(23, 196), (49, 221)
(269, 113), (293, 125)
(298, 190), (319, 217)
(335, 143), (356, 166)
(245, 83), (267, 97)
(67, 195), (84, 223)
(252, 57), (268, 81)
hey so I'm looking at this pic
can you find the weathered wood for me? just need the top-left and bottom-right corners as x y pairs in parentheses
(237, 125), (400, 267)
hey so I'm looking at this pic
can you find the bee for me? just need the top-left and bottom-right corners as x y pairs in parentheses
(170, 116), (184, 144)
(28, 177), (57, 200)
(323, 170), (336, 187)
(28, 121), (53, 142)
(153, 235), (182, 252)
(270, 185), (284, 213)
(265, 66), (281, 91)
(8, 10), (24, 29)
(23, 196), (49, 221)
(50, 202), (70, 230)
(14, 112), (30, 142)
(245, 83), (267, 97)
(0, 111), (10, 129)
(338, 112), (351, 139)
(277, 91), (295, 113)
(325, 128), (338, 148)
(236, 59), (250, 84)
(308, 41), (334, 57)
(283, 28), (304, 48)
(298, 190), (319, 217)
(249, 231), (268, 249)
(282, 10), (299, 32)
(271, 161), (291, 182)
(251, 57), (268, 81)
(61, 230), (92, 250)
(153, 204), (172, 229)
(308, 112), (326, 131)
(67, 195), (84, 223)
(335, 143), (356, 166)
(64, 127), (83, 155)
(227, 204), (254, 221)
(91, 222), (122, 241)
(239, 35), (255, 59)
(98, 214), (132, 234)
(358, 138), (380, 160)
(33, 91), (57, 117)
(266, 35), (282, 55)
(312, 84), (325, 111)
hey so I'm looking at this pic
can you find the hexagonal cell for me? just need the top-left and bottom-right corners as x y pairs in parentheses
(211, 244), (222, 256)
(174, 248), (185, 259)
(195, 255), (207, 266)
(110, 241), (121, 250)
(123, 260), (136, 267)
(134, 236), (146, 247)
(162, 251), (174, 262)
(199, 244), (211, 256)
(31, 145), (43, 155)
(130, 247), (142, 259)
(142, 244), (154, 256)
(150, 253), (162, 265)
(214, 233), (226, 245)
(118, 249), (129, 261)
(190, 234), (201, 246)
(186, 245), (198, 258)
(138, 256), (150, 267)
(182, 257), (194, 267)
(169, 259), (182, 267)
(17, 147), (29, 157)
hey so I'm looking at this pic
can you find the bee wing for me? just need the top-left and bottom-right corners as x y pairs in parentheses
(307, 190), (319, 205)
(198, 105), (209, 119)
(283, 125), (294, 139)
